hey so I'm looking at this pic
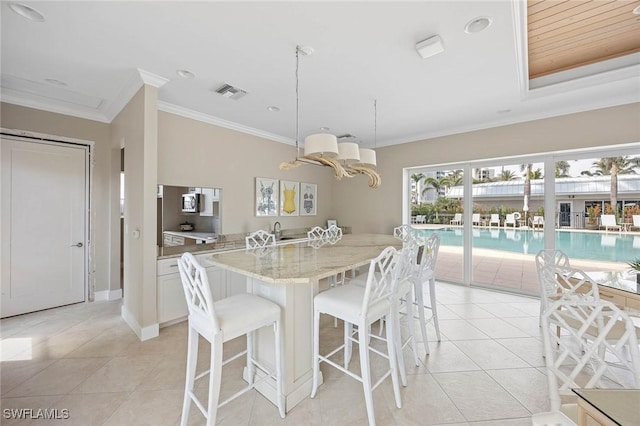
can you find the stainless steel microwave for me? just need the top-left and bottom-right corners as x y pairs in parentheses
(181, 193), (201, 213)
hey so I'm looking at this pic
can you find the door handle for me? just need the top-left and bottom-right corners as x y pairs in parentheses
(71, 242), (83, 248)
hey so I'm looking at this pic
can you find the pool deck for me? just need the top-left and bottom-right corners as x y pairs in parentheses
(412, 224), (638, 296)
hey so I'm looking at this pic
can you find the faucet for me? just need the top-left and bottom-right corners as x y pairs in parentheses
(273, 222), (281, 239)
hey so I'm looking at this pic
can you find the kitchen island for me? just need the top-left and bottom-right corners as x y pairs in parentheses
(203, 233), (402, 412)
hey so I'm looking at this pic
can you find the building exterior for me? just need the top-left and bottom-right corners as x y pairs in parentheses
(444, 175), (640, 228)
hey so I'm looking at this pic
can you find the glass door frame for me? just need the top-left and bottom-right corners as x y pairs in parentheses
(402, 142), (640, 288)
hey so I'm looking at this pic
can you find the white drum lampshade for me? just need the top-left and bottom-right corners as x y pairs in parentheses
(337, 142), (361, 164)
(304, 133), (339, 157)
(356, 148), (377, 167)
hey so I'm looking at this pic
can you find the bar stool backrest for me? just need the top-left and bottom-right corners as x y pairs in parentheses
(177, 252), (219, 338)
(415, 233), (440, 278)
(360, 246), (400, 317)
(541, 297), (640, 412)
(246, 229), (276, 249)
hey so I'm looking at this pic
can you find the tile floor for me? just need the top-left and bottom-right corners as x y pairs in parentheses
(1, 282), (548, 425)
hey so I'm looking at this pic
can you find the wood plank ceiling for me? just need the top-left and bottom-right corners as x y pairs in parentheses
(527, 0), (640, 79)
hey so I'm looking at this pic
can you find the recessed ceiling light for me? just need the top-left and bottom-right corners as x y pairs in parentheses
(633, 5), (640, 15)
(320, 127), (330, 131)
(176, 69), (195, 79)
(44, 78), (67, 86)
(464, 16), (492, 34)
(267, 106), (280, 112)
(8, 2), (45, 22)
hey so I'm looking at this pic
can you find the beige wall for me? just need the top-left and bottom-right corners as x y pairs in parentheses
(111, 86), (160, 334)
(158, 111), (337, 234)
(332, 103), (640, 234)
(0, 102), (113, 294)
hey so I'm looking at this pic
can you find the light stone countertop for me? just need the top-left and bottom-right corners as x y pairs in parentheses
(202, 233), (402, 284)
(163, 230), (217, 241)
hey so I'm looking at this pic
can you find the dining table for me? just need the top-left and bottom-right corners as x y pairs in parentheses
(573, 388), (640, 426)
(203, 233), (402, 413)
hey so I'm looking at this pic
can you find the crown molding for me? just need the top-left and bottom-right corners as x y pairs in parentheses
(137, 68), (169, 88)
(157, 101), (295, 145)
(102, 71), (144, 122)
(0, 93), (110, 123)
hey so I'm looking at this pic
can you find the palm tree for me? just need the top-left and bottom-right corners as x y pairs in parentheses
(582, 156), (640, 217)
(500, 170), (517, 181)
(555, 160), (570, 178)
(410, 173), (424, 203)
(421, 176), (445, 200)
(442, 174), (462, 188)
(530, 168), (543, 179)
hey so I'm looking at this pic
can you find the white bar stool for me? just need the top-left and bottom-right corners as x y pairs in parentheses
(177, 252), (285, 426)
(245, 229), (276, 248)
(411, 233), (441, 353)
(310, 246), (403, 426)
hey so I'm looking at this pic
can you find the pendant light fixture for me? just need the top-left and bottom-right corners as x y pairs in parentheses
(279, 46), (381, 188)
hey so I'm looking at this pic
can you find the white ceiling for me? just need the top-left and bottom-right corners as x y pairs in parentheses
(2, 1), (639, 148)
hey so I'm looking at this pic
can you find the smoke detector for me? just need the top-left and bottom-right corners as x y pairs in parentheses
(213, 83), (247, 100)
(415, 35), (444, 59)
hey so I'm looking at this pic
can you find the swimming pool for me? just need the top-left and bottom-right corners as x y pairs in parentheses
(417, 228), (639, 263)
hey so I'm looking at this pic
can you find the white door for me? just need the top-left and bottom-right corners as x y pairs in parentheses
(1, 137), (87, 317)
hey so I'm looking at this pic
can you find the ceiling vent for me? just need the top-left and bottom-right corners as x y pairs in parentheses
(214, 83), (247, 100)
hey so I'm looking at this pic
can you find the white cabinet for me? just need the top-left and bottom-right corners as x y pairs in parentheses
(157, 254), (238, 326)
(163, 233), (184, 247)
(199, 188), (214, 216)
(157, 257), (186, 324)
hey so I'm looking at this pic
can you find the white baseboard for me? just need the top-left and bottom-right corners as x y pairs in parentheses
(121, 305), (159, 341)
(94, 288), (122, 301)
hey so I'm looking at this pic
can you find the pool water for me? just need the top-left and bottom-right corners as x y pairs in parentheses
(417, 228), (639, 263)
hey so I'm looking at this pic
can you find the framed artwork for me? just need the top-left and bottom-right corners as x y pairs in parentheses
(280, 180), (299, 217)
(299, 183), (317, 216)
(255, 177), (279, 217)
(327, 219), (337, 228)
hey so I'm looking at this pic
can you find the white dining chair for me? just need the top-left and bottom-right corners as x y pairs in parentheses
(535, 249), (572, 325)
(532, 297), (640, 425)
(393, 224), (415, 242)
(177, 252), (285, 425)
(245, 229), (276, 249)
(310, 246), (403, 426)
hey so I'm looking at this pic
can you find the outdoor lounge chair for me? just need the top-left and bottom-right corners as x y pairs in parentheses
(531, 215), (544, 229)
(472, 213), (481, 226)
(489, 214), (500, 227)
(632, 214), (640, 231)
(504, 213), (519, 228)
(600, 214), (621, 232)
(450, 213), (462, 225)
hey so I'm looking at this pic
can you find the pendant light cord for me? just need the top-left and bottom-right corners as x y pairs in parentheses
(295, 46), (300, 158)
(374, 99), (377, 149)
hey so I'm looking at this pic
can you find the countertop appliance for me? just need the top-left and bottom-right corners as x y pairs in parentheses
(181, 193), (201, 213)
